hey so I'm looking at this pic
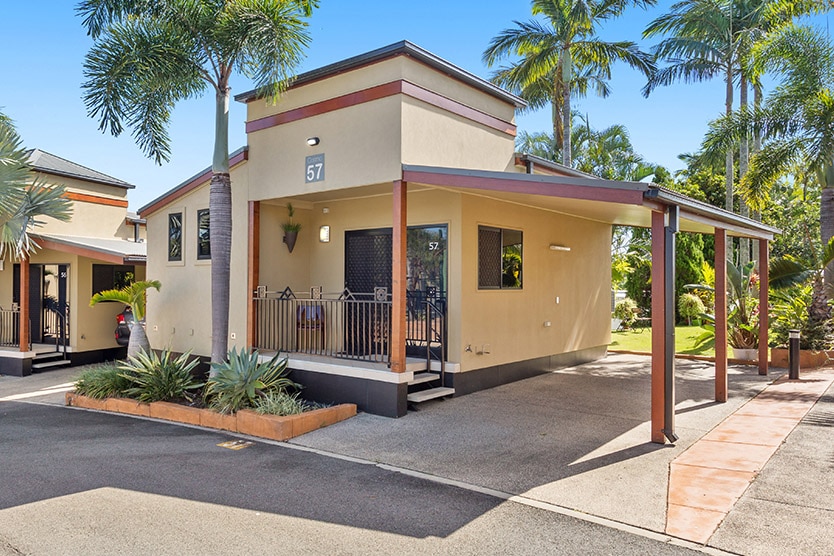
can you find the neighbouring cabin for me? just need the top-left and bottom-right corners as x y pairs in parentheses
(0, 150), (146, 376)
(139, 42), (776, 442)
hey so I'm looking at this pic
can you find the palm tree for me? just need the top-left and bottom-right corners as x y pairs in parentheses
(703, 25), (834, 289)
(0, 112), (72, 259)
(90, 280), (162, 357)
(483, 0), (656, 166)
(78, 0), (317, 365)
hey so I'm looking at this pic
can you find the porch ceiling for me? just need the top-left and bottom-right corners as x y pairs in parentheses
(33, 234), (147, 265)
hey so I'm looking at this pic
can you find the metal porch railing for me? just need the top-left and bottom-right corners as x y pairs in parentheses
(253, 287), (447, 368)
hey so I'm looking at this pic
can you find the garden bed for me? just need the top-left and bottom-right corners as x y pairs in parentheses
(66, 392), (356, 442)
(770, 348), (833, 369)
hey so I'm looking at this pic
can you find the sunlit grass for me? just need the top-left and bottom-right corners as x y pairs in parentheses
(609, 325), (715, 357)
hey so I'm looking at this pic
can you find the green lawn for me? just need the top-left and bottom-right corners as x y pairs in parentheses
(610, 325), (715, 357)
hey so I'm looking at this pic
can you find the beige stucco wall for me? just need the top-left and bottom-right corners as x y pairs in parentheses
(145, 163), (250, 357)
(400, 96), (515, 172)
(459, 195), (612, 372)
(34, 174), (132, 239)
(244, 55), (518, 201)
(247, 96), (404, 199)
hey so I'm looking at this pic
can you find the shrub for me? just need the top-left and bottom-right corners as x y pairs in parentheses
(253, 390), (306, 416)
(678, 293), (706, 325)
(118, 349), (203, 403)
(205, 348), (299, 414)
(74, 363), (132, 399)
(613, 298), (638, 328)
(770, 285), (833, 350)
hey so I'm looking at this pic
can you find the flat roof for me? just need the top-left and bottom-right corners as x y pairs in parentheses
(235, 40), (527, 108)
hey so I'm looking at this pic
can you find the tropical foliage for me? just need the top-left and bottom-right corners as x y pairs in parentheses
(118, 349), (204, 403)
(205, 348), (299, 414)
(78, 0), (317, 365)
(0, 111), (72, 258)
(484, 0), (656, 165)
(90, 280), (161, 357)
(74, 363), (133, 399)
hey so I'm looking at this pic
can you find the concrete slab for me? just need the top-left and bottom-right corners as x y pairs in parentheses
(290, 354), (776, 532)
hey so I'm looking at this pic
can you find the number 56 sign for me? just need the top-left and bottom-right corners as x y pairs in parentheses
(305, 153), (325, 183)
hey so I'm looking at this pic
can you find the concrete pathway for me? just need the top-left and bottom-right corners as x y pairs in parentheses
(666, 368), (834, 544)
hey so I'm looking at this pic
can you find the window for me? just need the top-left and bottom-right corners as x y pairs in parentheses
(197, 208), (210, 259)
(92, 265), (135, 295)
(478, 226), (522, 289)
(168, 212), (182, 261)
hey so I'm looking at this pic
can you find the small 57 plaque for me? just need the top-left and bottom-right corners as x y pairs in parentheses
(305, 153), (325, 183)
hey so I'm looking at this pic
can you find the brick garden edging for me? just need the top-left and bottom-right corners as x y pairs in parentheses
(65, 392), (356, 441)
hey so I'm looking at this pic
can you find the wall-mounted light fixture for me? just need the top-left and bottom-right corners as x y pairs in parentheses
(549, 244), (571, 252)
(319, 225), (330, 243)
(306, 137), (320, 146)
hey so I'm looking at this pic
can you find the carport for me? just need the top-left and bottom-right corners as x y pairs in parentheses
(393, 164), (778, 444)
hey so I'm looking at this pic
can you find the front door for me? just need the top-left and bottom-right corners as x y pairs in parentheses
(344, 226), (447, 357)
(13, 264), (69, 344)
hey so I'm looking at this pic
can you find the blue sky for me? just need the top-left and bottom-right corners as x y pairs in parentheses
(0, 1), (829, 209)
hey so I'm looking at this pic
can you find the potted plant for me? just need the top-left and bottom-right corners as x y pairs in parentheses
(282, 203), (301, 253)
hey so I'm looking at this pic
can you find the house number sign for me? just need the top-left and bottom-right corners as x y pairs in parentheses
(305, 153), (325, 183)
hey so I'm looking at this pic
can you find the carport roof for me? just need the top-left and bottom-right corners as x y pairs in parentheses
(401, 165), (779, 240)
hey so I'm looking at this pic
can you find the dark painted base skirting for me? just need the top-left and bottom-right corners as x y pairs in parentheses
(451, 345), (608, 396)
(288, 367), (408, 418)
(69, 347), (128, 367)
(0, 357), (32, 377)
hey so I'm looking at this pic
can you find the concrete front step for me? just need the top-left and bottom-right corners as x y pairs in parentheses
(32, 357), (72, 373)
(408, 372), (440, 386)
(406, 387), (455, 404)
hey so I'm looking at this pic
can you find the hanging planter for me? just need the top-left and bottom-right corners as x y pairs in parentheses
(281, 203), (301, 253)
(283, 230), (299, 253)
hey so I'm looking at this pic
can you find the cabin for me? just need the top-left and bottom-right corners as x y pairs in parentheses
(0, 150), (146, 376)
(138, 42), (775, 443)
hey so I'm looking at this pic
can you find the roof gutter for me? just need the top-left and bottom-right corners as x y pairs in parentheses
(644, 187), (779, 239)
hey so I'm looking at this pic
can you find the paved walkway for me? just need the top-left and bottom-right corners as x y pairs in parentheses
(666, 368), (834, 543)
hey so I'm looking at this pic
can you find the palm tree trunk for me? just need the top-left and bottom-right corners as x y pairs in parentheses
(725, 59), (734, 261)
(127, 322), (150, 359)
(821, 165), (834, 295)
(210, 86), (232, 367)
(561, 48), (572, 167)
(739, 74), (750, 266)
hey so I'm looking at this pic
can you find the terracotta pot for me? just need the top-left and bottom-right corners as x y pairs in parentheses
(283, 230), (298, 253)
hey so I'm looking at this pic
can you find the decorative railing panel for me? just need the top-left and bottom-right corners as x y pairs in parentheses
(253, 287), (447, 368)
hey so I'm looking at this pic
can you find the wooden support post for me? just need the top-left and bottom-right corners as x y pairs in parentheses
(650, 210), (666, 444)
(247, 201), (260, 348)
(715, 229), (728, 402)
(391, 180), (407, 373)
(19, 255), (29, 352)
(758, 238), (769, 376)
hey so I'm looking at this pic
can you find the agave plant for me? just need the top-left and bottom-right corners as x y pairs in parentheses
(118, 349), (203, 403)
(205, 348), (299, 414)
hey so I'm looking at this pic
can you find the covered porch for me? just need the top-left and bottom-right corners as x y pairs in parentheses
(0, 234), (146, 376)
(246, 165), (777, 442)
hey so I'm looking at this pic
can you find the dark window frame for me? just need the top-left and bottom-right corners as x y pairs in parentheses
(478, 225), (523, 290)
(196, 208), (210, 260)
(168, 212), (182, 262)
